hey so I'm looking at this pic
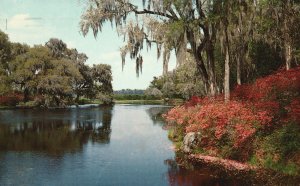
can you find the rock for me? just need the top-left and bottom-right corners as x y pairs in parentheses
(182, 132), (200, 153)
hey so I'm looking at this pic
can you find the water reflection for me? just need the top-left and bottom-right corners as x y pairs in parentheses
(0, 106), (113, 155)
(0, 105), (259, 185)
(146, 106), (171, 125)
(165, 158), (247, 186)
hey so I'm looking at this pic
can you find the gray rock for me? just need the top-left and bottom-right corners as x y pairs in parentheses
(182, 132), (201, 153)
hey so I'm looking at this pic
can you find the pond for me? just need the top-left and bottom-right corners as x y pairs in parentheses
(0, 105), (247, 186)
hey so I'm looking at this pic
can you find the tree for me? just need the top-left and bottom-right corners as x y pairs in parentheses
(11, 45), (52, 102)
(45, 38), (67, 58)
(78, 0), (299, 101)
(91, 64), (113, 103)
(258, 0), (300, 70)
(0, 30), (12, 75)
(148, 53), (205, 99)
(80, 0), (220, 96)
(0, 31), (113, 107)
(66, 48), (94, 102)
(144, 87), (163, 99)
(37, 59), (83, 107)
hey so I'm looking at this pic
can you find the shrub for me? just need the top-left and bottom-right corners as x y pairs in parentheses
(0, 93), (23, 106)
(164, 100), (272, 159)
(163, 66), (300, 163)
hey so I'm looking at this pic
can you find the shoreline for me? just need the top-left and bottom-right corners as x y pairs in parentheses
(0, 99), (182, 110)
(176, 152), (300, 185)
(188, 153), (257, 172)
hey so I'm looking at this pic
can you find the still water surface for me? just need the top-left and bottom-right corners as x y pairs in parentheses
(0, 105), (244, 186)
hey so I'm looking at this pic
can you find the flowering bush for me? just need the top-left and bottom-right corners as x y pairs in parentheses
(184, 96), (203, 107)
(0, 93), (23, 106)
(285, 98), (300, 122)
(165, 101), (272, 149)
(164, 66), (300, 160)
(233, 66), (300, 102)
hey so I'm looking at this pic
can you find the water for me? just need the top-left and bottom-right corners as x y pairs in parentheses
(0, 105), (246, 186)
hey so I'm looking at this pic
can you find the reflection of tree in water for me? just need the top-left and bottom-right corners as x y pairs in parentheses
(165, 157), (249, 186)
(75, 107), (112, 144)
(146, 106), (170, 125)
(0, 106), (113, 156)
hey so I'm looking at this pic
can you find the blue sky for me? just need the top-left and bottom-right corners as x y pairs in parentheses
(0, 0), (176, 90)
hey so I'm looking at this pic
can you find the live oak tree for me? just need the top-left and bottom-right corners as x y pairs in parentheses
(37, 58), (83, 107)
(80, 0), (300, 102)
(0, 32), (113, 107)
(45, 38), (67, 58)
(80, 0), (220, 96)
(66, 48), (94, 102)
(11, 45), (52, 102)
(91, 64), (113, 103)
(0, 31), (12, 94)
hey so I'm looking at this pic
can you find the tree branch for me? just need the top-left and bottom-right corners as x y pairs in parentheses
(133, 9), (175, 19)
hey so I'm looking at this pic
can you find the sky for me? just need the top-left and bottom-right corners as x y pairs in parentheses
(0, 0), (176, 90)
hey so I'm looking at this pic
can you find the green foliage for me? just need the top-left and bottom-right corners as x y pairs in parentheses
(114, 94), (146, 100)
(263, 157), (300, 176)
(260, 122), (300, 159)
(248, 41), (283, 79)
(0, 75), (11, 95)
(17, 101), (38, 108)
(0, 32), (113, 107)
(148, 54), (205, 99)
(165, 67), (300, 175)
(144, 87), (163, 99)
(91, 64), (113, 94)
(0, 30), (12, 72)
(168, 126), (185, 143)
(251, 122), (300, 175)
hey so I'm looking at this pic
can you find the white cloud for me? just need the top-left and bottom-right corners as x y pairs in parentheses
(5, 13), (53, 46)
(8, 14), (41, 29)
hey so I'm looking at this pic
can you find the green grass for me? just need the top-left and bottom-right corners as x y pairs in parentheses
(88, 99), (103, 104)
(263, 156), (300, 176)
(0, 105), (12, 109)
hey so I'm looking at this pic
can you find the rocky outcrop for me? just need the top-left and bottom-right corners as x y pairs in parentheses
(182, 132), (201, 153)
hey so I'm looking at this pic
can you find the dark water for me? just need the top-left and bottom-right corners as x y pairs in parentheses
(0, 105), (245, 186)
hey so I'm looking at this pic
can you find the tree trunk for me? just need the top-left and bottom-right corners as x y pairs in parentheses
(176, 32), (187, 67)
(224, 28), (230, 102)
(206, 41), (217, 96)
(284, 40), (292, 70)
(224, 46), (230, 102)
(186, 28), (216, 96)
(194, 54), (209, 94)
(163, 48), (170, 75)
(75, 94), (80, 103)
(237, 54), (242, 85)
(23, 88), (29, 102)
(163, 60), (168, 75)
(283, 2), (292, 71)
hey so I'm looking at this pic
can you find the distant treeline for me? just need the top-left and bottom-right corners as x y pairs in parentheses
(114, 89), (144, 95)
(113, 89), (163, 100)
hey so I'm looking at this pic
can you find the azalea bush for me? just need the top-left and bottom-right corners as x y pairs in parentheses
(165, 100), (272, 159)
(164, 66), (300, 163)
(0, 93), (23, 106)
